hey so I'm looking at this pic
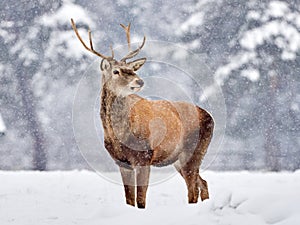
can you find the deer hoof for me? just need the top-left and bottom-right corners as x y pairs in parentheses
(126, 200), (135, 207)
(200, 190), (209, 201)
(137, 202), (146, 209)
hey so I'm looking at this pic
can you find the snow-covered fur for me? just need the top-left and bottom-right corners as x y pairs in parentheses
(100, 58), (214, 208)
(71, 20), (214, 208)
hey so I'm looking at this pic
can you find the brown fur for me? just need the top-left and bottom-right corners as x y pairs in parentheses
(70, 19), (214, 208)
(100, 83), (214, 208)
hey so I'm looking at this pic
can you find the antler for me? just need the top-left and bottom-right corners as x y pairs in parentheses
(120, 23), (146, 62)
(120, 23), (131, 51)
(71, 18), (113, 59)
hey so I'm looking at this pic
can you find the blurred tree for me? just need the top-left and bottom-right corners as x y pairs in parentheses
(0, 0), (58, 170)
(0, 113), (6, 136)
(1, 0), (299, 171)
(214, 0), (300, 171)
(177, 0), (300, 171)
(0, 0), (96, 170)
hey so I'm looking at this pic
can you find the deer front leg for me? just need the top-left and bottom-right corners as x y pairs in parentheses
(136, 166), (150, 209)
(119, 166), (136, 207)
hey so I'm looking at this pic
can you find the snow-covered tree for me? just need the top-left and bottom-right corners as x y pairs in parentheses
(176, 0), (300, 171)
(0, 0), (97, 169)
(32, 0), (96, 169)
(1, 0), (299, 171)
(215, 0), (300, 171)
(0, 113), (6, 136)
(0, 0), (56, 170)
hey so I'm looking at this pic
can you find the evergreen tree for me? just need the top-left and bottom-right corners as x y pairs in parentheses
(215, 0), (300, 170)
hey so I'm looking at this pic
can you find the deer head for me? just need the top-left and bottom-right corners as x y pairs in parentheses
(71, 19), (146, 97)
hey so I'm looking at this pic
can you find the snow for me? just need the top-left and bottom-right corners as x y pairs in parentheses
(0, 113), (6, 133)
(216, 0), (300, 84)
(215, 52), (256, 84)
(240, 20), (300, 56)
(7, 0), (97, 67)
(9, 39), (38, 66)
(246, 10), (261, 20)
(180, 12), (204, 33)
(291, 103), (299, 112)
(0, 21), (15, 43)
(240, 1), (300, 61)
(38, 0), (96, 59)
(0, 170), (299, 225)
(241, 69), (260, 82)
(267, 1), (289, 18)
(39, 0), (94, 27)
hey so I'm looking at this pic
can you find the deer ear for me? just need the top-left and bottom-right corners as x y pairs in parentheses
(128, 58), (146, 71)
(101, 59), (111, 71)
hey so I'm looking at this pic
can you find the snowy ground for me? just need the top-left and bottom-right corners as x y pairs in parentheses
(0, 170), (299, 225)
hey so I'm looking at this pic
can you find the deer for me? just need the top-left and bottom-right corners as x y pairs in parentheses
(71, 19), (214, 209)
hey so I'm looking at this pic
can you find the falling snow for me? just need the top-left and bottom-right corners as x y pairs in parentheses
(0, 0), (299, 176)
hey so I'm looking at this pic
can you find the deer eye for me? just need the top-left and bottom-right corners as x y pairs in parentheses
(113, 70), (119, 74)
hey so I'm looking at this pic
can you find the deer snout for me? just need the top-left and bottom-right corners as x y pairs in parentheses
(136, 79), (144, 87)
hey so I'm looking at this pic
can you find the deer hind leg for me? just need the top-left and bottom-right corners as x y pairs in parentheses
(183, 167), (200, 203)
(175, 162), (209, 203)
(184, 113), (213, 202)
(184, 135), (211, 203)
(119, 166), (136, 207)
(174, 149), (209, 203)
(175, 161), (199, 203)
(136, 166), (150, 209)
(181, 141), (211, 202)
(198, 175), (209, 201)
(195, 131), (213, 201)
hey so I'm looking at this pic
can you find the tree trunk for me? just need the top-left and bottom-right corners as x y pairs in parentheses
(16, 62), (47, 171)
(264, 75), (280, 171)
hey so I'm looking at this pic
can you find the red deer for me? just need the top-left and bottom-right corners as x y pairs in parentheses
(71, 19), (214, 208)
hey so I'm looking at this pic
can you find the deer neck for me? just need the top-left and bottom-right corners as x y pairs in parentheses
(100, 82), (144, 145)
(101, 84), (122, 121)
(99, 83), (129, 165)
(100, 83), (131, 138)
(100, 82), (143, 119)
